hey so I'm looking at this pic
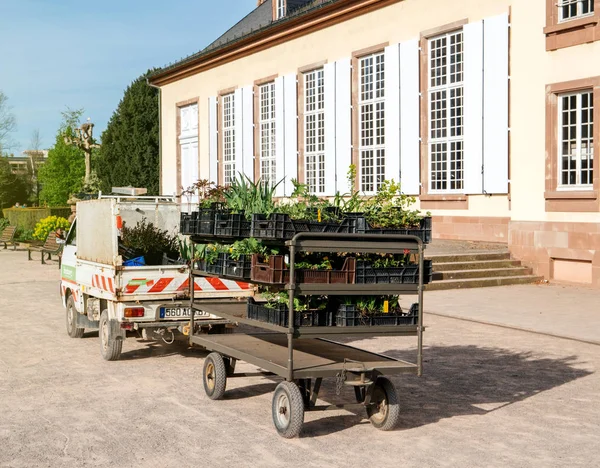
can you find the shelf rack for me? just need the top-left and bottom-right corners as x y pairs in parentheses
(187, 231), (426, 437)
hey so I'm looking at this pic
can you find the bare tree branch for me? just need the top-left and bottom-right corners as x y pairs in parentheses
(0, 91), (17, 154)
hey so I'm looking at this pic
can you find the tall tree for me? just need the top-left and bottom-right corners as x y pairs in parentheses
(97, 70), (160, 194)
(0, 91), (17, 155)
(0, 157), (30, 209)
(38, 110), (86, 206)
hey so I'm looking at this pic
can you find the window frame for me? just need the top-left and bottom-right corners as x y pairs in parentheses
(427, 29), (465, 195)
(303, 68), (326, 195)
(545, 77), (600, 213)
(176, 98), (200, 197)
(221, 93), (236, 186)
(259, 81), (277, 186)
(358, 51), (386, 194)
(558, 0), (595, 23)
(545, 0), (600, 51)
(557, 90), (594, 190)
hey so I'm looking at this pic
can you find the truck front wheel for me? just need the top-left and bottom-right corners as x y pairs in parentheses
(100, 310), (123, 361)
(66, 296), (84, 339)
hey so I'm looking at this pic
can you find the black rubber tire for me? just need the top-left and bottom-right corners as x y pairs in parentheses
(66, 296), (84, 339)
(203, 353), (227, 400)
(272, 381), (305, 439)
(366, 377), (400, 431)
(99, 310), (123, 361)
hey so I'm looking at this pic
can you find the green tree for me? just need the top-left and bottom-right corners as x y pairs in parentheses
(0, 91), (17, 155)
(0, 157), (30, 209)
(38, 109), (86, 206)
(97, 70), (159, 194)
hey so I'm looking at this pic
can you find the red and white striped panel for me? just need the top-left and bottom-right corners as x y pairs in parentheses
(123, 276), (250, 295)
(92, 274), (116, 294)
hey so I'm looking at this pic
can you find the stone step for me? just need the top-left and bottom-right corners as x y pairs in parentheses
(426, 252), (511, 263)
(426, 275), (543, 291)
(433, 267), (532, 281)
(434, 259), (524, 272)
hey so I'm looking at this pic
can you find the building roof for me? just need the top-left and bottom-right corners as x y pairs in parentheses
(150, 0), (334, 83)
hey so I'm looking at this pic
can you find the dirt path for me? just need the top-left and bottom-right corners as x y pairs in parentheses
(0, 251), (598, 467)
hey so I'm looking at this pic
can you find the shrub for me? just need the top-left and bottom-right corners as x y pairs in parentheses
(33, 216), (71, 241)
(15, 229), (35, 242)
(0, 218), (9, 232)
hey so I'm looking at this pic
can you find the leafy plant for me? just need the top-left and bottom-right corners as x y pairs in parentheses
(120, 218), (178, 265)
(224, 175), (280, 218)
(32, 215), (70, 241)
(0, 218), (9, 232)
(278, 179), (339, 221)
(345, 295), (403, 316)
(229, 237), (279, 261)
(15, 228), (35, 242)
(181, 179), (229, 210)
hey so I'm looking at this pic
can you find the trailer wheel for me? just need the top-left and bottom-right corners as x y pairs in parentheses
(66, 296), (84, 339)
(100, 310), (122, 361)
(366, 377), (400, 431)
(272, 381), (305, 438)
(203, 353), (227, 400)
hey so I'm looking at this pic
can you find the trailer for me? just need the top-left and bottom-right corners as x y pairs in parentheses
(60, 195), (253, 361)
(189, 232), (425, 438)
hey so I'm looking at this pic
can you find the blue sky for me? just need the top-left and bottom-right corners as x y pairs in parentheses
(0, 0), (255, 155)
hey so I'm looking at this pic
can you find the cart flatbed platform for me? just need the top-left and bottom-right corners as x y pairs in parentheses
(191, 333), (418, 379)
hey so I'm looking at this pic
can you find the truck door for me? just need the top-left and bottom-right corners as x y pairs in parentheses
(61, 219), (78, 283)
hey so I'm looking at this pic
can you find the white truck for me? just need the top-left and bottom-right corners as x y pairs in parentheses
(60, 195), (253, 361)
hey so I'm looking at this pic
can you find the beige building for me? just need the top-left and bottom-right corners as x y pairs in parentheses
(149, 0), (600, 287)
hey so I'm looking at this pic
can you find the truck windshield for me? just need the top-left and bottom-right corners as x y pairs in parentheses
(66, 220), (77, 246)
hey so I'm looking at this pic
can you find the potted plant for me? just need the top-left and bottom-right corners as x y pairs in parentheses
(120, 218), (178, 266)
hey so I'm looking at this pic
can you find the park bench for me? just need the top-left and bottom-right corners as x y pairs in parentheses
(27, 232), (63, 265)
(1, 226), (18, 251)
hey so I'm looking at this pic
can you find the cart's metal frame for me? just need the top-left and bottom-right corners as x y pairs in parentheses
(188, 232), (425, 424)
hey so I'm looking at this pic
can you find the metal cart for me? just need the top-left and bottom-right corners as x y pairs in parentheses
(189, 233), (425, 438)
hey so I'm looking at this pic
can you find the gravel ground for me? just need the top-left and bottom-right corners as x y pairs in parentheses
(0, 251), (598, 468)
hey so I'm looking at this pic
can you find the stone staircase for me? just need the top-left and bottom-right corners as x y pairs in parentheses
(426, 250), (543, 291)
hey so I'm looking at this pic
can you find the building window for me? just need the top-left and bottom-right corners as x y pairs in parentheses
(559, 0), (594, 22)
(558, 90), (594, 188)
(222, 93), (235, 185)
(359, 52), (385, 193)
(277, 0), (286, 19)
(304, 69), (325, 194)
(428, 30), (464, 192)
(178, 103), (198, 193)
(259, 82), (276, 186)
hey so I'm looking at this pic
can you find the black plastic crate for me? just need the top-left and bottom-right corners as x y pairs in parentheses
(215, 213), (251, 238)
(196, 253), (226, 276)
(353, 216), (433, 244)
(251, 213), (352, 241)
(180, 212), (193, 235)
(193, 208), (220, 235)
(246, 299), (334, 327)
(222, 254), (252, 280)
(336, 303), (419, 327)
(355, 260), (433, 284)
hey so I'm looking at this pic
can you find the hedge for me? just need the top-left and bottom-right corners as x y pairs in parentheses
(1, 207), (72, 231)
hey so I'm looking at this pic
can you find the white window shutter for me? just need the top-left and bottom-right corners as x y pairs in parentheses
(241, 85), (255, 182)
(190, 140), (199, 188)
(399, 39), (421, 195)
(335, 57), (352, 193)
(385, 44), (400, 184)
(463, 20), (484, 195)
(283, 73), (298, 197)
(483, 13), (509, 194)
(274, 76), (285, 197)
(233, 88), (243, 182)
(324, 62), (337, 196)
(180, 142), (191, 190)
(208, 96), (218, 185)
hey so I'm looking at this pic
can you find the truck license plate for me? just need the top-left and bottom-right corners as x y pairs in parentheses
(160, 307), (191, 319)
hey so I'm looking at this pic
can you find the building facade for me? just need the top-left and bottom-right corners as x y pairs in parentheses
(149, 0), (600, 286)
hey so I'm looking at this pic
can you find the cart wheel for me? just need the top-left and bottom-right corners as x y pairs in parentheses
(366, 377), (400, 431)
(272, 381), (305, 438)
(203, 353), (227, 400)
